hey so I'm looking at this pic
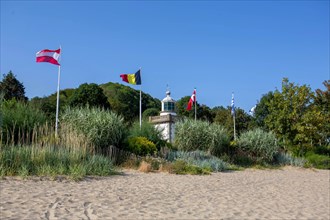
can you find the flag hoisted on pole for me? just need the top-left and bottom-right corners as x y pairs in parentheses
(36, 47), (61, 137)
(120, 69), (142, 129)
(187, 88), (197, 120)
(231, 92), (236, 140)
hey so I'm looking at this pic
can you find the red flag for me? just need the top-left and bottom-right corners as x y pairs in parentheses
(36, 49), (61, 65)
(186, 89), (196, 111)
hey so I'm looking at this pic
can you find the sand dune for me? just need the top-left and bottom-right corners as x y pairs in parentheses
(0, 166), (329, 219)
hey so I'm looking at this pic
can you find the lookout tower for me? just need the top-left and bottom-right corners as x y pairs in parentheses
(149, 89), (177, 143)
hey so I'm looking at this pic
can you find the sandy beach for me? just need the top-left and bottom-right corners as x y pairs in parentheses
(0, 166), (329, 220)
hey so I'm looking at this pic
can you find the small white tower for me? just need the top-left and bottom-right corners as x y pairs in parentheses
(149, 89), (177, 143)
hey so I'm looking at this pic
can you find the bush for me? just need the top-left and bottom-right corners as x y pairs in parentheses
(61, 107), (126, 150)
(237, 128), (279, 163)
(1, 99), (48, 145)
(305, 152), (330, 169)
(174, 119), (229, 154)
(274, 152), (306, 167)
(165, 150), (229, 172)
(127, 136), (157, 156)
(128, 120), (166, 149)
(170, 160), (210, 175)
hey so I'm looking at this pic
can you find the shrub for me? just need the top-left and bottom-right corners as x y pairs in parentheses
(128, 120), (166, 149)
(60, 107), (126, 150)
(1, 99), (48, 145)
(165, 150), (229, 172)
(170, 160), (210, 175)
(127, 136), (157, 156)
(237, 128), (279, 163)
(174, 119), (229, 154)
(305, 152), (330, 169)
(274, 152), (306, 167)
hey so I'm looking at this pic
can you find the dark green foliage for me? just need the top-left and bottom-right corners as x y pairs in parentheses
(69, 83), (110, 109)
(213, 106), (252, 139)
(253, 91), (274, 129)
(1, 99), (48, 144)
(100, 82), (161, 123)
(237, 128), (279, 163)
(0, 71), (27, 101)
(128, 121), (166, 149)
(127, 136), (157, 156)
(305, 152), (330, 169)
(142, 108), (159, 120)
(30, 88), (75, 121)
(175, 96), (214, 122)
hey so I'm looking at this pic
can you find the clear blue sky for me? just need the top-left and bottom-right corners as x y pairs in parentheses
(1, 1), (329, 112)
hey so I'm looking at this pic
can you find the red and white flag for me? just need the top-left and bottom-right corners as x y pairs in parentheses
(36, 49), (61, 65)
(186, 89), (196, 111)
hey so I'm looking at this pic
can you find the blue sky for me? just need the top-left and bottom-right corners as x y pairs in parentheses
(1, 1), (329, 112)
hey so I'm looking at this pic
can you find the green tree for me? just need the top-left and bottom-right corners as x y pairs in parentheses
(213, 106), (252, 139)
(100, 82), (160, 123)
(253, 91), (274, 129)
(0, 71), (27, 101)
(265, 78), (317, 149)
(175, 96), (213, 122)
(142, 108), (159, 120)
(69, 83), (110, 109)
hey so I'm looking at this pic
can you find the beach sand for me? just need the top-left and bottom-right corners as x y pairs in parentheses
(0, 166), (329, 220)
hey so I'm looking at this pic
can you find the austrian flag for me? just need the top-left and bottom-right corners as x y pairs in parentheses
(36, 49), (61, 65)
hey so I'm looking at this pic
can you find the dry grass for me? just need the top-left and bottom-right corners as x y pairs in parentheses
(138, 161), (152, 173)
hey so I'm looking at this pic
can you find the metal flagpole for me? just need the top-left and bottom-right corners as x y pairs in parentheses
(194, 88), (197, 121)
(139, 67), (142, 130)
(232, 92), (236, 141)
(55, 46), (61, 137)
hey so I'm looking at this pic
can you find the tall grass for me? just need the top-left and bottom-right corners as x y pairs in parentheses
(61, 107), (126, 151)
(0, 145), (115, 180)
(174, 119), (229, 155)
(1, 99), (48, 145)
(237, 128), (279, 163)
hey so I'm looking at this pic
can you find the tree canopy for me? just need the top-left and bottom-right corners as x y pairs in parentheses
(0, 71), (27, 101)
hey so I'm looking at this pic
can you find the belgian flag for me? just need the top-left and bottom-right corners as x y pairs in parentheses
(120, 70), (141, 85)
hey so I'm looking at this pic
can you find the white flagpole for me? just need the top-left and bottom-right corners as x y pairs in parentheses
(55, 46), (61, 137)
(232, 92), (236, 141)
(194, 88), (197, 121)
(139, 67), (142, 130)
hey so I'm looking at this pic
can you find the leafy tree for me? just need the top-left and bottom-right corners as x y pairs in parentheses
(264, 78), (317, 149)
(100, 82), (160, 123)
(0, 71), (27, 101)
(69, 83), (110, 109)
(253, 91), (274, 129)
(175, 96), (214, 122)
(213, 106), (252, 139)
(30, 88), (75, 121)
(142, 108), (159, 120)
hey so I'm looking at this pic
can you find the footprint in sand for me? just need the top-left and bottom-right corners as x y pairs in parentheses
(84, 202), (98, 220)
(45, 197), (60, 220)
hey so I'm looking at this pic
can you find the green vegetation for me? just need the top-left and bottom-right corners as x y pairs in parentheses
(61, 107), (126, 151)
(175, 119), (230, 154)
(127, 136), (157, 156)
(1, 99), (48, 145)
(0, 145), (115, 180)
(237, 128), (279, 163)
(1, 73), (329, 180)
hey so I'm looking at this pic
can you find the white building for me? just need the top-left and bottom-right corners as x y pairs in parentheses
(149, 90), (177, 143)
